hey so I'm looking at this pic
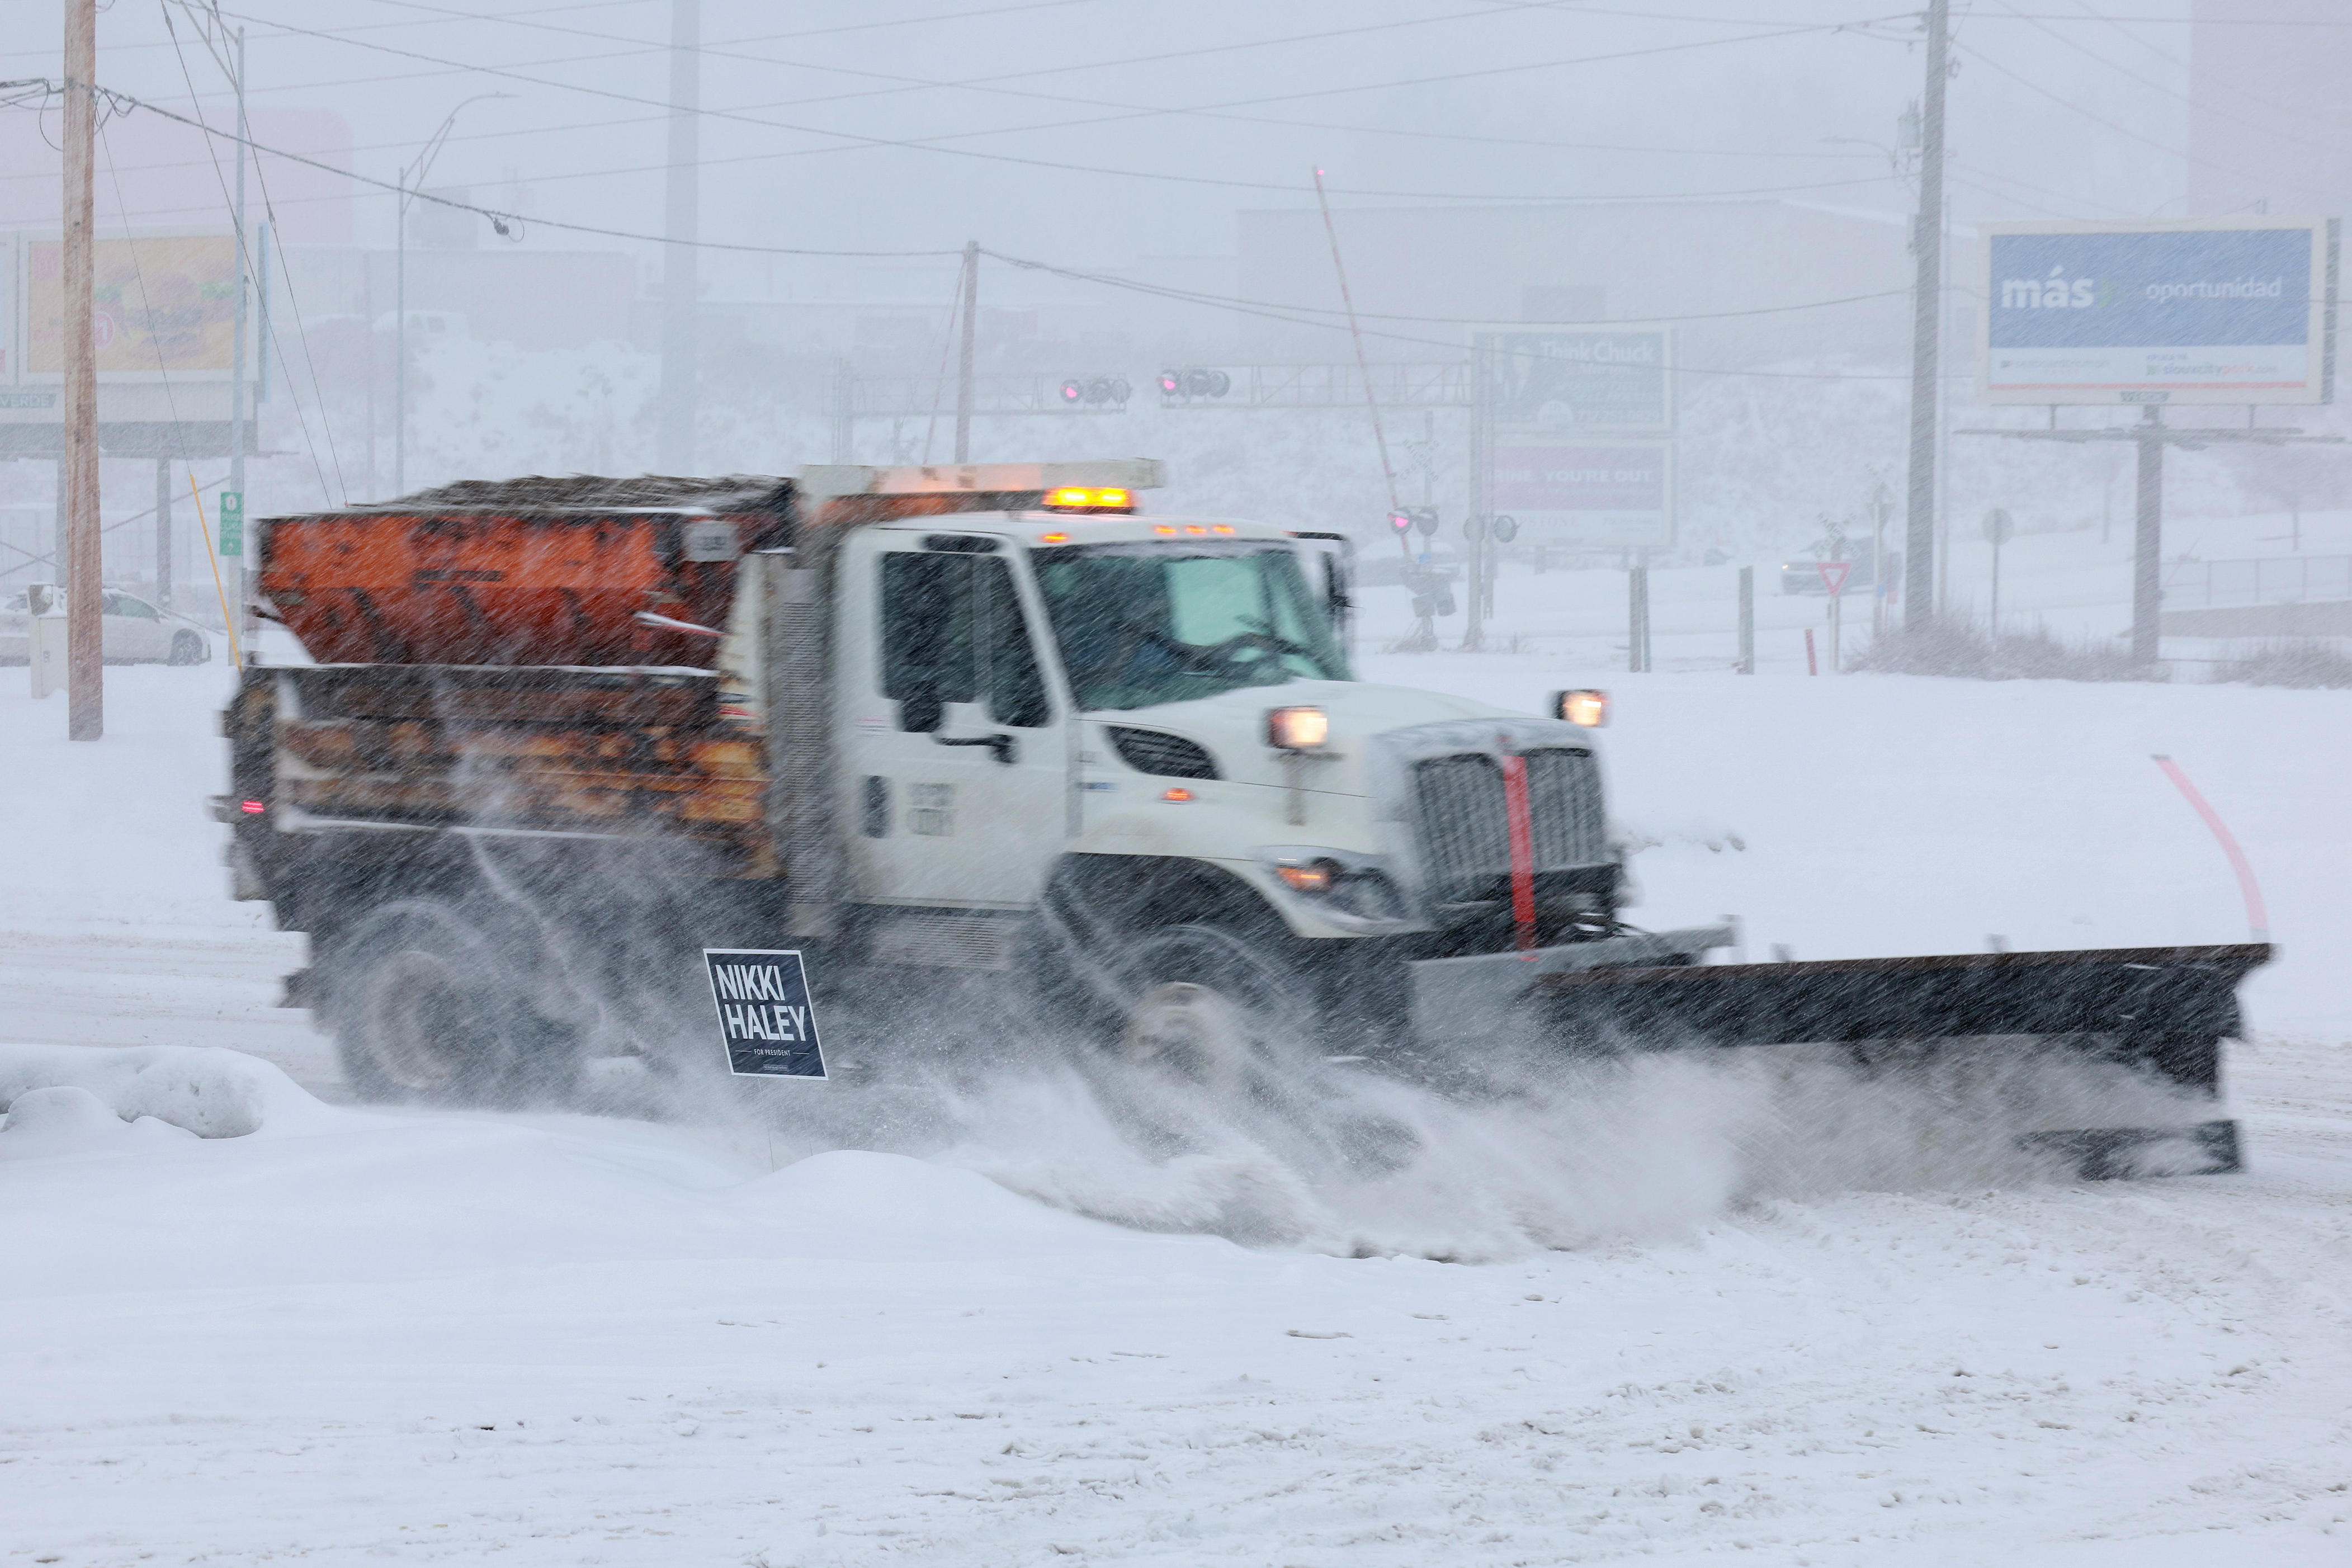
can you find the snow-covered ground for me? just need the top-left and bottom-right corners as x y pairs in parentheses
(4, 578), (2351, 1564)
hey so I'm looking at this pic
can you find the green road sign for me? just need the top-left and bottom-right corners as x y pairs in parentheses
(219, 491), (244, 558)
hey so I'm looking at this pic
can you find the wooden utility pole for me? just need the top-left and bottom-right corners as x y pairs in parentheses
(658, 0), (700, 474)
(63, 0), (101, 740)
(1902, 0), (1948, 629)
(953, 240), (978, 463)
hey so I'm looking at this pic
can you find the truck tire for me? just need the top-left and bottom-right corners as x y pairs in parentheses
(1113, 922), (1317, 1100)
(320, 899), (576, 1107)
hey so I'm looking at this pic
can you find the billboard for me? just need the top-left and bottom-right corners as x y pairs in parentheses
(1491, 442), (1673, 549)
(20, 232), (243, 380)
(1980, 218), (2337, 405)
(1476, 330), (1672, 431)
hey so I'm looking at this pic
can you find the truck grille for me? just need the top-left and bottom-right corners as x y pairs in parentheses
(1411, 749), (1606, 908)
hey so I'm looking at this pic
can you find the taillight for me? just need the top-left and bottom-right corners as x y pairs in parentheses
(240, 799), (266, 815)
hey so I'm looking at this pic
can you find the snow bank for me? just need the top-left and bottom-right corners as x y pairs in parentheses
(0, 1042), (336, 1141)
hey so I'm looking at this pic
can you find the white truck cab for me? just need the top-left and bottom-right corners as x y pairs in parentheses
(720, 466), (1641, 993)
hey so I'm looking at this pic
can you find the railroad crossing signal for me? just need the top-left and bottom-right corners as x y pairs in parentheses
(1158, 367), (1234, 400)
(1058, 375), (1131, 409)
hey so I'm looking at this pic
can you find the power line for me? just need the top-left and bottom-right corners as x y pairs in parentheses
(981, 251), (1910, 327)
(221, 0), (1898, 169)
(1950, 37), (2347, 208)
(0, 0), (1097, 63)
(981, 247), (1933, 383)
(187, 4), (1902, 202)
(162, 4), (347, 507)
(1981, 0), (2346, 167)
(8, 76), (1902, 223)
(6, 79), (970, 256)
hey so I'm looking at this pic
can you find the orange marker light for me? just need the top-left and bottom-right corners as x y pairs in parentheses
(1159, 786), (1194, 803)
(1184, 524), (1207, 535)
(1039, 532), (1070, 544)
(1154, 524), (1178, 536)
(1212, 523), (1236, 534)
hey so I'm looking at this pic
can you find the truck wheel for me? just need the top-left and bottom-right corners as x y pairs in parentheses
(167, 630), (206, 665)
(322, 900), (573, 1107)
(1114, 923), (1314, 1099)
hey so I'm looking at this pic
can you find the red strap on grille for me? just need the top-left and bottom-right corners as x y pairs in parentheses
(1498, 752), (1538, 955)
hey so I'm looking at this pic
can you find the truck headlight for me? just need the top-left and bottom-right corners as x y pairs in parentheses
(1265, 706), (1329, 750)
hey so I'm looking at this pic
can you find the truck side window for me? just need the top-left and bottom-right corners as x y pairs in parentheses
(978, 558), (1049, 728)
(881, 553), (975, 729)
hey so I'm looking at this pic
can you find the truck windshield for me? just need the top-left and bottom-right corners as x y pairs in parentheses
(1030, 541), (1348, 712)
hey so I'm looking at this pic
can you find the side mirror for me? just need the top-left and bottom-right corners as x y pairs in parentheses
(899, 684), (944, 734)
(1550, 689), (1609, 728)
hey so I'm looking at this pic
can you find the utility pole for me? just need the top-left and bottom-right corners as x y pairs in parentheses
(154, 459), (172, 610)
(953, 240), (978, 463)
(659, 0), (700, 474)
(226, 25), (249, 643)
(62, 0), (101, 739)
(1902, 0), (1948, 628)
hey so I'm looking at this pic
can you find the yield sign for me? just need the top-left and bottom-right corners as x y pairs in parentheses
(1816, 560), (1852, 597)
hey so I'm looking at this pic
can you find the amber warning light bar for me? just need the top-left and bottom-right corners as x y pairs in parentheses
(1043, 486), (1135, 513)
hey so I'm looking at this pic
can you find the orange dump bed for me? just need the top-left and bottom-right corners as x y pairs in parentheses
(257, 476), (791, 667)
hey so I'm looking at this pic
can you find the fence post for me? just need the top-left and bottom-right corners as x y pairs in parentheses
(1628, 565), (1652, 673)
(1737, 565), (1754, 674)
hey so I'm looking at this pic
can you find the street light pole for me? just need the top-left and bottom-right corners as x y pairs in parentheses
(392, 94), (510, 498)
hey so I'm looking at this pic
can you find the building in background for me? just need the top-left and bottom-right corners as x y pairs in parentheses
(2189, 1), (2352, 219)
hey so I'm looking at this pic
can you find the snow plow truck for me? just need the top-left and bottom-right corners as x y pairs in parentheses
(219, 461), (2266, 1179)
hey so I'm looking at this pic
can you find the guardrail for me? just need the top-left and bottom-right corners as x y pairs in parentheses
(2165, 554), (2352, 609)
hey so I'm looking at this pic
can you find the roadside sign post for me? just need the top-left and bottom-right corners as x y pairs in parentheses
(1982, 507), (2014, 636)
(1817, 560), (1852, 672)
(704, 948), (826, 1079)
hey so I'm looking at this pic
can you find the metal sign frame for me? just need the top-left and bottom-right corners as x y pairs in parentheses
(1977, 216), (2339, 407)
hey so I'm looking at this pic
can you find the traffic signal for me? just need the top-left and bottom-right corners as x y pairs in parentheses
(1058, 375), (1131, 408)
(1388, 511), (1413, 535)
(1491, 513), (1518, 542)
(1158, 367), (1233, 399)
(1412, 506), (1439, 537)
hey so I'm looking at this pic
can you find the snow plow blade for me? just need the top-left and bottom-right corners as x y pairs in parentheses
(1414, 941), (2271, 1179)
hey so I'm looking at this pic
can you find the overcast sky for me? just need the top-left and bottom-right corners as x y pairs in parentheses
(1, 0), (2216, 306)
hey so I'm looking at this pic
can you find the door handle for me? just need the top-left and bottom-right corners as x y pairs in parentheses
(933, 731), (1018, 765)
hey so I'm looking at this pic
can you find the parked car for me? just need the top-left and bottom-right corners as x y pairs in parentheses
(1780, 540), (1898, 596)
(0, 587), (214, 665)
